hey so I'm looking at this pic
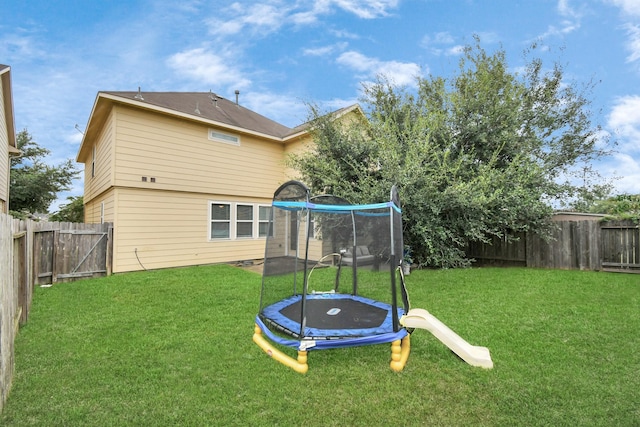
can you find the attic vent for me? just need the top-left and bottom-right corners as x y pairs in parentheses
(208, 129), (240, 146)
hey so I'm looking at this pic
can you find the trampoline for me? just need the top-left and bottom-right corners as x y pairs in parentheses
(253, 180), (411, 372)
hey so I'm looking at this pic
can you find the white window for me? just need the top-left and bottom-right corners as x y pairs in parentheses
(210, 203), (231, 239)
(209, 202), (272, 240)
(236, 204), (254, 238)
(258, 206), (272, 237)
(208, 129), (240, 146)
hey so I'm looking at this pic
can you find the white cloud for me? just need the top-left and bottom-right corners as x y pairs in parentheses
(433, 31), (455, 44)
(622, 23), (640, 63)
(242, 91), (308, 127)
(303, 46), (336, 57)
(535, 0), (583, 40)
(206, 0), (400, 38)
(329, 28), (361, 39)
(538, 21), (580, 40)
(608, 95), (640, 151)
(606, 0), (640, 18)
(599, 153), (640, 194)
(332, 0), (400, 19)
(593, 96), (640, 195)
(421, 31), (454, 54)
(337, 51), (377, 72)
(474, 31), (500, 44)
(605, 0), (640, 64)
(290, 0), (333, 25)
(558, 0), (581, 19)
(166, 48), (252, 89)
(303, 42), (348, 57)
(336, 50), (421, 86)
(207, 2), (287, 37)
(446, 45), (465, 56)
(0, 30), (49, 64)
(421, 31), (476, 57)
(613, 158), (640, 193)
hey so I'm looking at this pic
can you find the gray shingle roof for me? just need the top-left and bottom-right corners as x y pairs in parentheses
(103, 91), (294, 138)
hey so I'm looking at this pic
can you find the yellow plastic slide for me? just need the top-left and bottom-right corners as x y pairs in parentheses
(400, 308), (493, 369)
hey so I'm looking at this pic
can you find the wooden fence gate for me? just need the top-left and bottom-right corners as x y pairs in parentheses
(600, 221), (640, 273)
(33, 222), (113, 285)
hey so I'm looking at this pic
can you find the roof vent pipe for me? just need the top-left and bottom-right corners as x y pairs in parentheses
(235, 90), (240, 105)
(134, 87), (144, 101)
(209, 90), (218, 107)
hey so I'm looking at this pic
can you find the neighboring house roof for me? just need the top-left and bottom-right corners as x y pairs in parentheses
(0, 64), (18, 155)
(552, 212), (606, 221)
(77, 89), (361, 162)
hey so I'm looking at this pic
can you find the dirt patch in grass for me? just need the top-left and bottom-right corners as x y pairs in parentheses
(232, 259), (264, 275)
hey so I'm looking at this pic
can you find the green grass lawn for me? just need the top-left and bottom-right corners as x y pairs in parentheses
(1, 265), (638, 426)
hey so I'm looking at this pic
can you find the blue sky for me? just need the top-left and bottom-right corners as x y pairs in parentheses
(2, 0), (640, 211)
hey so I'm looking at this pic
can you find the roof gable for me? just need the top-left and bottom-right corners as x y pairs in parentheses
(76, 89), (361, 162)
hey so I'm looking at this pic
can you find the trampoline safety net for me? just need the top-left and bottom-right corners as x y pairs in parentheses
(257, 180), (407, 342)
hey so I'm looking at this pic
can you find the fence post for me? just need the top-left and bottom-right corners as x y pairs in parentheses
(51, 229), (58, 284)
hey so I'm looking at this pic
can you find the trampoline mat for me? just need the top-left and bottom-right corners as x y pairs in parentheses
(280, 298), (388, 330)
(261, 294), (399, 338)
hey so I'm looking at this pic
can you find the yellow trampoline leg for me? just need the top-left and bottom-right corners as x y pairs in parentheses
(253, 324), (309, 374)
(389, 335), (411, 372)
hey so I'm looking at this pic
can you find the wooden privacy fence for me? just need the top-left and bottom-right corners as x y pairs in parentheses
(0, 214), (33, 412)
(467, 219), (639, 272)
(0, 215), (113, 412)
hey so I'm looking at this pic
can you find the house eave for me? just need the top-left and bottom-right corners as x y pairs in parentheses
(1, 65), (17, 151)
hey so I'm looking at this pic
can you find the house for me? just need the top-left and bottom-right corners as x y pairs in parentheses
(76, 90), (362, 273)
(0, 65), (19, 214)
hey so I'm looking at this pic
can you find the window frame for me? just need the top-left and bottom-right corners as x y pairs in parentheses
(209, 202), (232, 240)
(208, 129), (240, 146)
(236, 203), (254, 239)
(258, 205), (273, 238)
(208, 202), (273, 241)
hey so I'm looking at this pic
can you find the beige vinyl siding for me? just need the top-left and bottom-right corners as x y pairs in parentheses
(113, 106), (286, 199)
(283, 134), (313, 181)
(112, 187), (271, 273)
(0, 79), (8, 210)
(84, 189), (115, 224)
(83, 110), (115, 204)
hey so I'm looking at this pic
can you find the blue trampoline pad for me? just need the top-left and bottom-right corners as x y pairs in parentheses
(260, 294), (404, 338)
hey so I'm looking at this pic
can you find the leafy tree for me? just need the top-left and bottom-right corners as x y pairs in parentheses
(292, 39), (613, 268)
(587, 194), (640, 221)
(10, 129), (80, 216)
(49, 196), (84, 222)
